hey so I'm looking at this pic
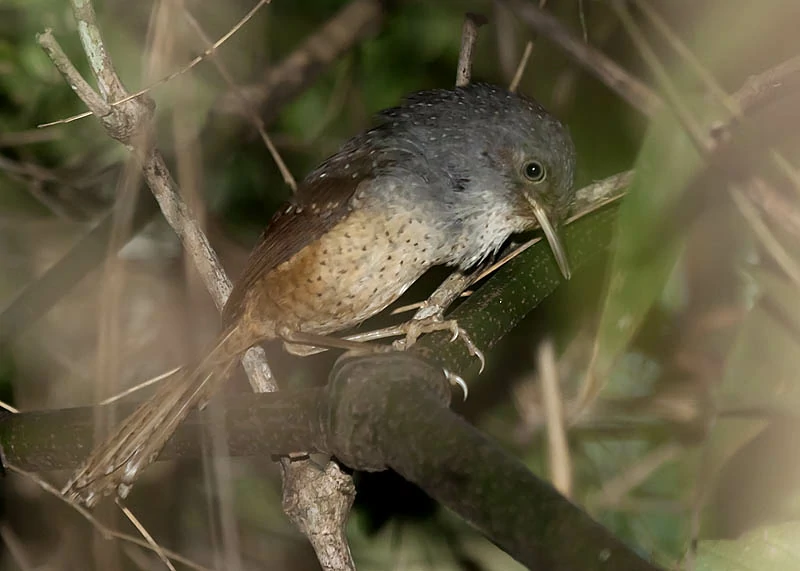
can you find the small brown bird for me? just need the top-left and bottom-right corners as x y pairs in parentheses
(63, 83), (576, 506)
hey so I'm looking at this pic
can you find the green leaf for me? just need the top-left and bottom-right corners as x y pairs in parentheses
(586, 102), (710, 399)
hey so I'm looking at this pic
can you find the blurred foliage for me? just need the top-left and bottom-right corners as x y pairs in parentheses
(696, 522), (800, 570)
(2, 0), (800, 570)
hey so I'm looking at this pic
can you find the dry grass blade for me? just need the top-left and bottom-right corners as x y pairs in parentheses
(180, 3), (297, 192)
(98, 367), (183, 406)
(116, 500), (177, 571)
(4, 463), (214, 571)
(509, 41), (534, 93)
(538, 340), (572, 497)
(0, 400), (19, 413)
(610, 0), (712, 153)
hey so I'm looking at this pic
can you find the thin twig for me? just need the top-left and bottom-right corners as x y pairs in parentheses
(0, 3), (390, 350)
(506, 0), (545, 92)
(578, 0), (588, 43)
(735, 53), (800, 111)
(0, 400), (18, 413)
(41, 0), (276, 404)
(36, 31), (111, 119)
(456, 13), (488, 88)
(509, 41), (533, 93)
(38, 3), (356, 569)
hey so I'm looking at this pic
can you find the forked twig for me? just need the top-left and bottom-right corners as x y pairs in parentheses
(38, 0), (271, 128)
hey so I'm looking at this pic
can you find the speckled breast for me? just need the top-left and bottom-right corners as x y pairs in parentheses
(238, 207), (439, 339)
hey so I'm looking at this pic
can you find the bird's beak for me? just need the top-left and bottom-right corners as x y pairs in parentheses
(528, 198), (571, 280)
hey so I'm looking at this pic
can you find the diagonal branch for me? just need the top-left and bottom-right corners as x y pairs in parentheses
(215, 0), (384, 120)
(501, 0), (661, 116)
(38, 18), (276, 391)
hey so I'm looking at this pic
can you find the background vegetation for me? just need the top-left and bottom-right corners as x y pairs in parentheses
(1, 0), (800, 569)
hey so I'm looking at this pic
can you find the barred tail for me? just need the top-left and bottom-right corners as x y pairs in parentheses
(63, 324), (246, 506)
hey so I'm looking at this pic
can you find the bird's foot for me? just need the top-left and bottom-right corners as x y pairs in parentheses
(391, 315), (485, 374)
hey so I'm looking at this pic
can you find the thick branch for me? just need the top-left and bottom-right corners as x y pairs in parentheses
(1, 353), (662, 571)
(0, 390), (324, 471)
(326, 353), (660, 571)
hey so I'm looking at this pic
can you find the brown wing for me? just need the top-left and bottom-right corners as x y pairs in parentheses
(222, 150), (377, 326)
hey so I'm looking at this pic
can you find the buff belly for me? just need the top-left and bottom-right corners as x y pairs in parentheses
(239, 208), (437, 339)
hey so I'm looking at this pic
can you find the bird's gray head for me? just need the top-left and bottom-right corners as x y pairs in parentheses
(374, 83), (577, 277)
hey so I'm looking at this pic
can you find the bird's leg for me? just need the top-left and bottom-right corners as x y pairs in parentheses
(397, 268), (485, 367)
(279, 329), (390, 355)
(282, 323), (435, 356)
(284, 269), (485, 372)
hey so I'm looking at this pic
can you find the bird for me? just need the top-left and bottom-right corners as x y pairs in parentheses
(63, 82), (576, 506)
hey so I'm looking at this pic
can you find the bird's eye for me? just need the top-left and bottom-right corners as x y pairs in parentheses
(523, 161), (546, 182)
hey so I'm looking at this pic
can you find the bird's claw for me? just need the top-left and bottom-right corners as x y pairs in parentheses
(449, 325), (459, 343)
(443, 369), (469, 401)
